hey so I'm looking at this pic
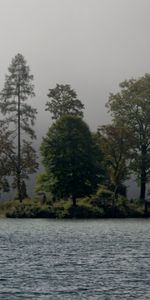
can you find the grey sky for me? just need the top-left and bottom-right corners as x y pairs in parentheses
(0, 0), (150, 140)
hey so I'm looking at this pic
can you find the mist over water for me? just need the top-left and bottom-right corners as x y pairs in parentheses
(0, 219), (150, 299)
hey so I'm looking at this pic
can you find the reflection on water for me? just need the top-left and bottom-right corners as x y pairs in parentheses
(0, 219), (150, 299)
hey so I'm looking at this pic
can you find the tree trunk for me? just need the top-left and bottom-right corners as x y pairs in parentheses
(144, 201), (148, 216)
(17, 86), (22, 203)
(112, 186), (117, 217)
(72, 195), (76, 206)
(140, 145), (147, 215)
(140, 175), (146, 201)
(140, 178), (148, 216)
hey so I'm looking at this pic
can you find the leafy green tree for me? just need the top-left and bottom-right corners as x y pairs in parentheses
(46, 84), (84, 120)
(41, 115), (102, 206)
(98, 125), (133, 210)
(35, 173), (52, 194)
(0, 53), (38, 201)
(107, 74), (150, 212)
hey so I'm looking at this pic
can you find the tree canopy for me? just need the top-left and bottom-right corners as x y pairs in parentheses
(98, 125), (133, 204)
(46, 84), (84, 120)
(41, 115), (102, 205)
(106, 74), (150, 208)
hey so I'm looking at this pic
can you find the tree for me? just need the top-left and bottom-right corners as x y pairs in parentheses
(0, 53), (38, 201)
(46, 84), (84, 120)
(35, 173), (52, 193)
(106, 74), (150, 213)
(11, 140), (38, 193)
(40, 115), (102, 206)
(98, 125), (133, 211)
(0, 122), (13, 192)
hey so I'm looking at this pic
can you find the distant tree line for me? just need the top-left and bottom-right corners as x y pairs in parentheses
(1, 54), (150, 214)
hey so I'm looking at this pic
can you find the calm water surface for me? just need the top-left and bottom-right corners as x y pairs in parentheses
(0, 219), (150, 299)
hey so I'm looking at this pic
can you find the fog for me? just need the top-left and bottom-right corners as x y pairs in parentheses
(0, 0), (150, 197)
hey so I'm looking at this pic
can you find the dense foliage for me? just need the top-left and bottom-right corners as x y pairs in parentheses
(0, 55), (150, 216)
(46, 84), (84, 120)
(97, 125), (133, 204)
(41, 115), (103, 205)
(107, 74), (150, 213)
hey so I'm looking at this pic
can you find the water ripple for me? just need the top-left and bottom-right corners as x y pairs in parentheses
(0, 219), (150, 299)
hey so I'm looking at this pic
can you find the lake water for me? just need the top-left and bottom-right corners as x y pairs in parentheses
(0, 219), (150, 299)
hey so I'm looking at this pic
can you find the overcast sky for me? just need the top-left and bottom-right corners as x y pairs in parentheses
(0, 0), (150, 141)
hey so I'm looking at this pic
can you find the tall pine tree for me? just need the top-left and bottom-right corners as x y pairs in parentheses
(0, 54), (38, 201)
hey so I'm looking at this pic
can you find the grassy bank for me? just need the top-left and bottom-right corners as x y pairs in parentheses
(0, 196), (146, 218)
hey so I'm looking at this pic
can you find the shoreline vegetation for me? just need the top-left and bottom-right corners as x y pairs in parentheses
(1, 54), (150, 216)
(0, 195), (148, 219)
